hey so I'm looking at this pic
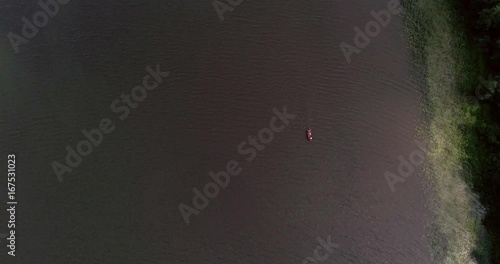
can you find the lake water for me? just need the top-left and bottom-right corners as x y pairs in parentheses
(0, 0), (432, 263)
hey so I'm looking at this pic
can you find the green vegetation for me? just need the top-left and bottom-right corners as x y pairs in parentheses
(461, 2), (500, 263)
(401, 0), (500, 263)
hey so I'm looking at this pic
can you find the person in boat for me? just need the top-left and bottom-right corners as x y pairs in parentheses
(306, 128), (312, 141)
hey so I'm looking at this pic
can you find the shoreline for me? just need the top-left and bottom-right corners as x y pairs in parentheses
(402, 0), (495, 263)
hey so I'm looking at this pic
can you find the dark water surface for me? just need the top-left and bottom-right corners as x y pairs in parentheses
(0, 0), (432, 263)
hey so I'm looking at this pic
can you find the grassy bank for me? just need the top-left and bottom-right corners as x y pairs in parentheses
(401, 0), (499, 263)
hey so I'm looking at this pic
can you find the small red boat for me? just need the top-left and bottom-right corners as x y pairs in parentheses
(306, 128), (312, 141)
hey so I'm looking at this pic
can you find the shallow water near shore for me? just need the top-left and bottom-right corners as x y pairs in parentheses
(0, 0), (433, 263)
